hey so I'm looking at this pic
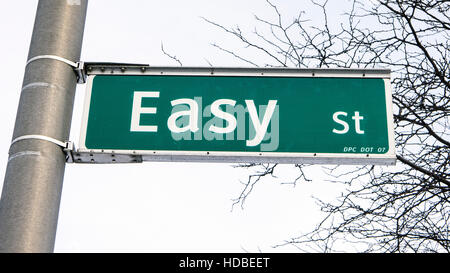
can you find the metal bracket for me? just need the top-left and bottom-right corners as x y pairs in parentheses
(71, 62), (151, 84)
(64, 141), (76, 163)
(83, 62), (150, 75)
(70, 150), (143, 164)
(74, 61), (87, 84)
(71, 62), (392, 84)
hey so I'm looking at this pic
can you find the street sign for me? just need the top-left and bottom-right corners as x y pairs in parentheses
(77, 66), (396, 165)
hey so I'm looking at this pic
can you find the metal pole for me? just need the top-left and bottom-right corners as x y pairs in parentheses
(0, 0), (88, 252)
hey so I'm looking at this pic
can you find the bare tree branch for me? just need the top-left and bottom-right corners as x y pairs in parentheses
(161, 42), (183, 66)
(205, 0), (450, 252)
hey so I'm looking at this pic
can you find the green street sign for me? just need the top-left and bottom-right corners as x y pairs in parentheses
(77, 66), (396, 165)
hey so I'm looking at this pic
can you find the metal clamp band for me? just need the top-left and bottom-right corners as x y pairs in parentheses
(10, 135), (75, 162)
(26, 55), (86, 84)
(26, 55), (78, 68)
(11, 135), (68, 148)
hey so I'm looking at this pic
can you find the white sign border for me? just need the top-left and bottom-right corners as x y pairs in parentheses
(78, 67), (396, 165)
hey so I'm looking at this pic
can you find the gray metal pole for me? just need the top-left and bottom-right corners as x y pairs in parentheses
(0, 0), (88, 252)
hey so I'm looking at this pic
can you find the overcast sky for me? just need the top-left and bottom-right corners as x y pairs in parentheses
(0, 0), (355, 252)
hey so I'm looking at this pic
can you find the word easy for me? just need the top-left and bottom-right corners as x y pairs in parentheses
(130, 91), (278, 147)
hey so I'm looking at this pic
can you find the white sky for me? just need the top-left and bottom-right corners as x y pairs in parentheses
(0, 0), (354, 252)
